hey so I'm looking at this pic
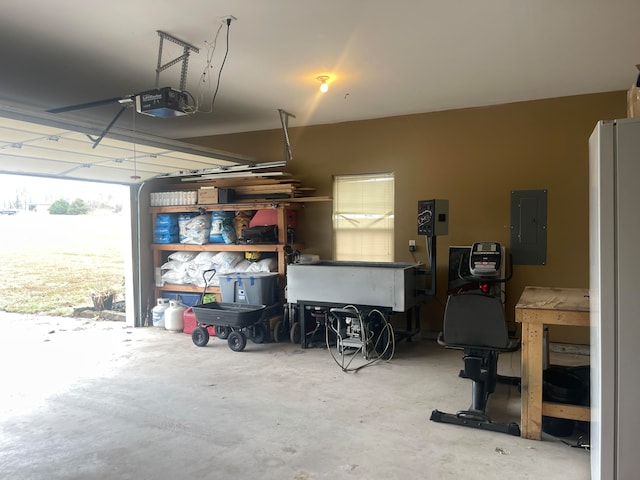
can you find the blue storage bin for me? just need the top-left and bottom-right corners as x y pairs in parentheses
(178, 293), (202, 306)
(162, 292), (202, 306)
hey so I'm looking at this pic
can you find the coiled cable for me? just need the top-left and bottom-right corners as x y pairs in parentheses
(325, 305), (395, 373)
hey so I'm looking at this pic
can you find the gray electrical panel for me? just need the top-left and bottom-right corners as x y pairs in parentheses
(418, 199), (449, 236)
(510, 189), (547, 265)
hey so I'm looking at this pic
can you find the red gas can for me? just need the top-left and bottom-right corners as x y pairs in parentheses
(183, 307), (215, 336)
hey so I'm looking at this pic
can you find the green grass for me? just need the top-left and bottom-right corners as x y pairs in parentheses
(0, 212), (126, 315)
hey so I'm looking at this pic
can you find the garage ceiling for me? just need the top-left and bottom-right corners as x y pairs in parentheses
(1, 0), (639, 184)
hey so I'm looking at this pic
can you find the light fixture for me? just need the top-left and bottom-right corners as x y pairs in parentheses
(317, 75), (329, 93)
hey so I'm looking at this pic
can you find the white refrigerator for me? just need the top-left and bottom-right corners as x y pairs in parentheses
(589, 117), (640, 479)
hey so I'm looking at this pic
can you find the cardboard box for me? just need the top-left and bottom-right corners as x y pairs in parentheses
(198, 188), (218, 204)
(198, 187), (234, 204)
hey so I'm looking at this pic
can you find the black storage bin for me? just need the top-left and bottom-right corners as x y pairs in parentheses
(542, 366), (588, 437)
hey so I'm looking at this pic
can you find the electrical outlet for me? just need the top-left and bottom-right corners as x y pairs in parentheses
(409, 239), (416, 252)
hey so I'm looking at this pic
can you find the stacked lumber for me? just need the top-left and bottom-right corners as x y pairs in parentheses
(182, 169), (330, 203)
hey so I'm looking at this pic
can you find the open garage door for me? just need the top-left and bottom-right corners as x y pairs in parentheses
(0, 105), (259, 327)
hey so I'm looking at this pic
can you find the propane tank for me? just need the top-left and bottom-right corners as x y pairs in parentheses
(152, 298), (170, 328)
(165, 300), (186, 332)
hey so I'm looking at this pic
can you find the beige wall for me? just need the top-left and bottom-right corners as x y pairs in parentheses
(185, 91), (626, 342)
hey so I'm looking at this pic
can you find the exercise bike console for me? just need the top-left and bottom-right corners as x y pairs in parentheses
(469, 241), (502, 277)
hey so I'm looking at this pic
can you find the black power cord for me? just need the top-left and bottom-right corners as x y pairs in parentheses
(325, 306), (395, 373)
(209, 18), (232, 112)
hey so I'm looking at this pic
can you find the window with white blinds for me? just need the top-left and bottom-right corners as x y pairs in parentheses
(332, 173), (394, 262)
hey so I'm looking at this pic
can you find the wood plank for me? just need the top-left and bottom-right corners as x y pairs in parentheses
(521, 322), (544, 440)
(156, 284), (221, 294)
(234, 185), (297, 195)
(515, 286), (590, 313)
(196, 178), (301, 188)
(151, 243), (282, 252)
(542, 402), (590, 422)
(192, 171), (292, 181)
(193, 172), (292, 184)
(278, 196), (332, 202)
(194, 179), (294, 186)
(233, 183), (296, 190)
(520, 323), (531, 438)
(149, 202), (303, 213)
(516, 309), (589, 327)
(233, 197), (293, 203)
(231, 195), (332, 203)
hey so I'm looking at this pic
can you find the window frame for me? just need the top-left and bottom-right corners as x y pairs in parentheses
(332, 172), (395, 262)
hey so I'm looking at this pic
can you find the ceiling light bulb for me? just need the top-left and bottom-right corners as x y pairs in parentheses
(318, 76), (329, 93)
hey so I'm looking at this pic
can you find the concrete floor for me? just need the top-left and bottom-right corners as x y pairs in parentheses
(0, 312), (590, 480)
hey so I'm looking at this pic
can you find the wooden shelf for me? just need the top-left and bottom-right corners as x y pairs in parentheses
(150, 201), (302, 304)
(151, 243), (303, 253)
(157, 284), (220, 294)
(149, 202), (302, 214)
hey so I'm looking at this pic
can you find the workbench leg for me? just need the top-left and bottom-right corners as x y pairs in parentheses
(521, 323), (544, 439)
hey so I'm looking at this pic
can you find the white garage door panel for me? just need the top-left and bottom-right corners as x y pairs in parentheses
(0, 110), (256, 185)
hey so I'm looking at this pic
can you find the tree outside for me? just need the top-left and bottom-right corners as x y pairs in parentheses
(68, 198), (89, 215)
(49, 198), (89, 215)
(48, 198), (70, 214)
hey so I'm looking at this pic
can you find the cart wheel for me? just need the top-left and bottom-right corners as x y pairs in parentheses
(273, 319), (286, 343)
(192, 327), (210, 347)
(215, 325), (231, 339)
(248, 323), (266, 344)
(227, 331), (247, 352)
(289, 322), (301, 344)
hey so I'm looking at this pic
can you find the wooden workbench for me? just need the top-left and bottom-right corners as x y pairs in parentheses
(515, 286), (590, 440)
